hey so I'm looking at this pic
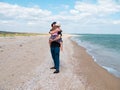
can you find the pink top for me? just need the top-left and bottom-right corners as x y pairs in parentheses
(51, 28), (60, 35)
(52, 32), (58, 35)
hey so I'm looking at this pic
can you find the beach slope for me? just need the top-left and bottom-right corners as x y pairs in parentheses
(0, 35), (120, 90)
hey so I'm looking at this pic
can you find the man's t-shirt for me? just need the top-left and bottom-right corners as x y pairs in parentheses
(58, 30), (62, 36)
(50, 41), (60, 47)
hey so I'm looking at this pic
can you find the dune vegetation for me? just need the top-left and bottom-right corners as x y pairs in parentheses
(0, 31), (46, 37)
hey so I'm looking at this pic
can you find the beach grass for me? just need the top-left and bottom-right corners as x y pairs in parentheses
(0, 31), (47, 37)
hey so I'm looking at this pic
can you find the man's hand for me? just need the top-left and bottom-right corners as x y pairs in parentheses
(49, 39), (54, 42)
(49, 35), (61, 43)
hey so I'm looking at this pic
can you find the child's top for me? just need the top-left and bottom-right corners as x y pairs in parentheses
(52, 32), (58, 36)
(49, 27), (63, 43)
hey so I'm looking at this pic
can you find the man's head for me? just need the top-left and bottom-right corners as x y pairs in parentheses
(51, 22), (56, 27)
(51, 21), (61, 27)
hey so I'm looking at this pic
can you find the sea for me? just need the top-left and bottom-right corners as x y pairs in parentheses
(71, 34), (120, 78)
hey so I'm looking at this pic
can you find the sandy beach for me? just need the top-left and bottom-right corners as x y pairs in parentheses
(0, 35), (120, 90)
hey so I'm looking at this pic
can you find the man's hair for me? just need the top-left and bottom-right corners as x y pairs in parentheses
(51, 22), (56, 27)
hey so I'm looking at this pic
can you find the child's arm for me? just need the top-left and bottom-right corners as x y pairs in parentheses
(49, 28), (60, 34)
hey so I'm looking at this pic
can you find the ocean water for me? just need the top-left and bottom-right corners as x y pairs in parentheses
(71, 34), (120, 78)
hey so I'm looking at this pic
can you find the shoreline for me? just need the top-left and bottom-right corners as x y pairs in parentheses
(70, 36), (120, 90)
(70, 35), (120, 79)
(70, 35), (120, 78)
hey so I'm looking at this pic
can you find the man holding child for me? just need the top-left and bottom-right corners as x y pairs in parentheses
(49, 22), (63, 74)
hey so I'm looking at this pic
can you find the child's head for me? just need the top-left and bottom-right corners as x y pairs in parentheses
(50, 21), (61, 31)
(55, 22), (61, 27)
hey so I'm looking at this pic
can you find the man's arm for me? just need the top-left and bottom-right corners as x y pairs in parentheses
(49, 28), (60, 34)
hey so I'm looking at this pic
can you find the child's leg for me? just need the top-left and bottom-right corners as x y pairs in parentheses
(60, 42), (63, 51)
(49, 39), (51, 46)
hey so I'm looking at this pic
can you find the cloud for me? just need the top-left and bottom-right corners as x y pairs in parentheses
(61, 0), (120, 34)
(113, 20), (120, 24)
(0, 2), (53, 32)
(0, 2), (51, 21)
(72, 0), (120, 16)
(68, 0), (120, 26)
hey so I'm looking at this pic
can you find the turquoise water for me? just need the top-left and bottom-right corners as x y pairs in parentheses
(71, 34), (120, 78)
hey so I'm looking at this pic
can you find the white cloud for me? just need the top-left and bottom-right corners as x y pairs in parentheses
(0, 2), (51, 20)
(65, 0), (120, 28)
(113, 20), (120, 24)
(0, 2), (53, 32)
(72, 0), (120, 17)
(70, 9), (79, 14)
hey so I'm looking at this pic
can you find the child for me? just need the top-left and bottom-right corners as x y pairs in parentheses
(49, 23), (63, 51)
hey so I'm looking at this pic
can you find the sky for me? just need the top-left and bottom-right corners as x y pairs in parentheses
(0, 0), (120, 34)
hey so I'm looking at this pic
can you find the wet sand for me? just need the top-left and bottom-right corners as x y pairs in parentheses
(0, 35), (120, 90)
(71, 38), (120, 90)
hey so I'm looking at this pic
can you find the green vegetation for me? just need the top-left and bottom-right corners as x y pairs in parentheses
(0, 31), (46, 37)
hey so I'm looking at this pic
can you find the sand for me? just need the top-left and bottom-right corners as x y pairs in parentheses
(0, 35), (120, 90)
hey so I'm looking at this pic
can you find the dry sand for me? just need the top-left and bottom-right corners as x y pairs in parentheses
(0, 35), (120, 90)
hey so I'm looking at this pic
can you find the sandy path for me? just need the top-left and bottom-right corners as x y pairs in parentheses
(0, 35), (85, 90)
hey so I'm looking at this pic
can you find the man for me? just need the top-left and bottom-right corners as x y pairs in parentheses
(49, 22), (62, 74)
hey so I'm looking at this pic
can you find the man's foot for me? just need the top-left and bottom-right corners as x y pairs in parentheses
(50, 67), (56, 69)
(54, 70), (59, 74)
